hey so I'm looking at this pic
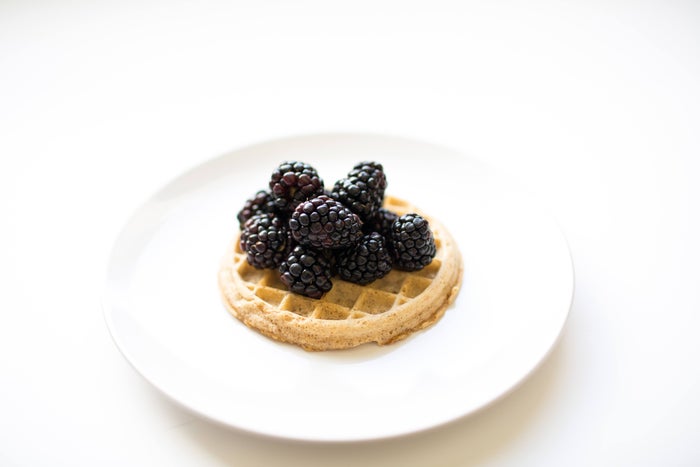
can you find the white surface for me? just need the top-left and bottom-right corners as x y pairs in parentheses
(1, 0), (698, 465)
(103, 134), (573, 441)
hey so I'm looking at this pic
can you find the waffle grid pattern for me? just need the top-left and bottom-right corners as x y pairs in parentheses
(232, 236), (444, 321)
(220, 194), (462, 350)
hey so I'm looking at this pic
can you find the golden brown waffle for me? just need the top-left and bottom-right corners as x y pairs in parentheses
(218, 195), (462, 351)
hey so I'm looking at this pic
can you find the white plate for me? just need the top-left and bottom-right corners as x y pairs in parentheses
(103, 133), (574, 442)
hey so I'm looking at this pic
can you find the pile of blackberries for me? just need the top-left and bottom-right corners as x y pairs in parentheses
(237, 161), (436, 298)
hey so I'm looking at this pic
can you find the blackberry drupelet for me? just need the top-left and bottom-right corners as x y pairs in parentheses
(269, 161), (324, 213)
(336, 232), (392, 285)
(288, 195), (363, 249)
(237, 190), (277, 228)
(330, 161), (387, 220)
(240, 213), (289, 269)
(389, 213), (436, 271)
(279, 245), (333, 299)
(362, 207), (398, 237)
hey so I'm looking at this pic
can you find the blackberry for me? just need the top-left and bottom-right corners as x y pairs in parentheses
(337, 232), (392, 285)
(237, 190), (277, 228)
(279, 245), (333, 299)
(288, 195), (363, 249)
(362, 207), (398, 237)
(320, 248), (339, 276)
(330, 161), (387, 220)
(240, 213), (289, 269)
(389, 213), (436, 271)
(269, 161), (324, 213)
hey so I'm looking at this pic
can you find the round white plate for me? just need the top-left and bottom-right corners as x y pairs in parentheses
(103, 133), (573, 442)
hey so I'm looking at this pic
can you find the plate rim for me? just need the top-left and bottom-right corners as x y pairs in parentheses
(102, 132), (575, 442)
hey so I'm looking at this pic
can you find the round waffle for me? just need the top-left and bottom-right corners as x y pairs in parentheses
(218, 195), (462, 351)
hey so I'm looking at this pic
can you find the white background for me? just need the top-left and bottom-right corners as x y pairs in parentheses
(1, 1), (698, 466)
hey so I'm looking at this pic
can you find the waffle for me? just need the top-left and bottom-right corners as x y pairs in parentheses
(218, 195), (462, 351)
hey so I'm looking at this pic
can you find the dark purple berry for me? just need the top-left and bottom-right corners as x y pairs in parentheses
(337, 232), (392, 285)
(279, 245), (333, 299)
(237, 190), (277, 229)
(288, 195), (363, 249)
(389, 213), (436, 271)
(240, 213), (289, 269)
(269, 161), (324, 213)
(363, 207), (398, 237)
(330, 161), (387, 220)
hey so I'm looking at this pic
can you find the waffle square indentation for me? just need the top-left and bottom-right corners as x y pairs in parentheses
(279, 294), (316, 317)
(415, 259), (441, 279)
(400, 276), (432, 298)
(260, 271), (288, 291)
(371, 271), (409, 294)
(312, 303), (351, 320)
(352, 289), (397, 314)
(237, 261), (265, 283)
(323, 282), (364, 308)
(255, 286), (286, 306)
